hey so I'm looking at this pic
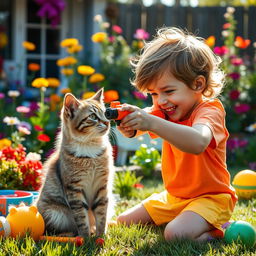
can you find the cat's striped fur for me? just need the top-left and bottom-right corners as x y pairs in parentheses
(36, 89), (114, 237)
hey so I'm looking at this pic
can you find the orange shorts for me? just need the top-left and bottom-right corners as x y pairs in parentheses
(143, 190), (236, 237)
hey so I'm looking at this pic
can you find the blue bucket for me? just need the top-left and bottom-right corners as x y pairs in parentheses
(0, 190), (33, 217)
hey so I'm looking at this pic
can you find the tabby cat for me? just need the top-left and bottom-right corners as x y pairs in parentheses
(36, 89), (114, 237)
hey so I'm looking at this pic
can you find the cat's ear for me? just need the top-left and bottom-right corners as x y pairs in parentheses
(63, 93), (80, 119)
(91, 88), (104, 104)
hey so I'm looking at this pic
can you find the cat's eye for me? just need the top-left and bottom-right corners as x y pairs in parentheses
(90, 113), (98, 120)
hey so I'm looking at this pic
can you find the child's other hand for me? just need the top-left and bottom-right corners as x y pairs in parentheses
(119, 104), (152, 132)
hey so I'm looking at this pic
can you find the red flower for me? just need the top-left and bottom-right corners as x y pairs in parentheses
(34, 125), (44, 131)
(133, 183), (144, 189)
(223, 23), (231, 29)
(229, 90), (240, 100)
(37, 134), (50, 142)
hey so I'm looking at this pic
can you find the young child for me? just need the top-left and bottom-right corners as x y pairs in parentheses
(116, 27), (237, 242)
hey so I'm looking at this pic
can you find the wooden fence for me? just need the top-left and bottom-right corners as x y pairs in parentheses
(113, 4), (256, 56)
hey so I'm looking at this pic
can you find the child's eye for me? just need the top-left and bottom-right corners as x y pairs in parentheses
(165, 90), (174, 94)
(149, 93), (157, 96)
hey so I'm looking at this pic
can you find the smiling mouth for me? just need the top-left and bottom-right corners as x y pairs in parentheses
(163, 106), (177, 114)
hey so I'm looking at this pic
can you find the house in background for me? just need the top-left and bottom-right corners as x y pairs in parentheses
(0, 0), (107, 92)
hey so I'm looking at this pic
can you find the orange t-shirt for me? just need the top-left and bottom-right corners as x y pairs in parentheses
(160, 99), (237, 204)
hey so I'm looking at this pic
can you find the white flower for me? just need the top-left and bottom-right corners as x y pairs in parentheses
(25, 152), (41, 161)
(8, 90), (20, 97)
(102, 22), (110, 29)
(222, 31), (229, 37)
(94, 14), (102, 23)
(245, 123), (256, 132)
(3, 116), (20, 126)
(227, 7), (235, 14)
(224, 13), (230, 19)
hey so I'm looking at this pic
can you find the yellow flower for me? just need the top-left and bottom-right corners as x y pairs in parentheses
(47, 78), (60, 88)
(57, 56), (77, 66)
(32, 78), (49, 88)
(61, 68), (74, 76)
(89, 73), (105, 83)
(60, 38), (79, 48)
(0, 138), (12, 150)
(82, 91), (95, 99)
(22, 41), (36, 51)
(77, 65), (95, 76)
(67, 44), (83, 54)
(60, 88), (71, 94)
(91, 32), (107, 43)
(205, 36), (215, 48)
(0, 32), (8, 48)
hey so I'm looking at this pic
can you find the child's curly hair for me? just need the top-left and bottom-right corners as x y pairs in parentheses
(131, 27), (225, 99)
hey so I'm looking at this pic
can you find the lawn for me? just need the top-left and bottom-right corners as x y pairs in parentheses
(0, 170), (255, 256)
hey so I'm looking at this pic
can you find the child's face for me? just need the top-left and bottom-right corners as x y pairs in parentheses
(147, 72), (203, 122)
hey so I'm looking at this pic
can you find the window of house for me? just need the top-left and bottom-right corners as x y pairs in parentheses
(25, 0), (61, 79)
(0, 0), (12, 60)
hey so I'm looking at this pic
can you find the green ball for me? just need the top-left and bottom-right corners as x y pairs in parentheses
(224, 221), (256, 248)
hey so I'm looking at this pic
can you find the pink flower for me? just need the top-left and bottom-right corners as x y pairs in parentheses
(108, 36), (115, 43)
(230, 57), (243, 66)
(132, 91), (147, 100)
(213, 46), (229, 56)
(112, 25), (122, 34)
(234, 103), (250, 114)
(228, 72), (240, 80)
(0, 93), (5, 99)
(134, 29), (150, 40)
(16, 106), (30, 113)
(229, 90), (240, 100)
(18, 126), (31, 135)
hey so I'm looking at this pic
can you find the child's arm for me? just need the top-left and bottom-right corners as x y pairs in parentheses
(120, 105), (213, 155)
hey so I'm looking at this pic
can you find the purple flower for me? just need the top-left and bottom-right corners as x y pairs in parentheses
(249, 162), (256, 170)
(228, 72), (240, 80)
(227, 137), (248, 151)
(132, 91), (147, 100)
(0, 92), (5, 99)
(134, 29), (150, 40)
(234, 103), (250, 114)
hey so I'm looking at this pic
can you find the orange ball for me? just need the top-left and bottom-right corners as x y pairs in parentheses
(232, 170), (256, 199)
(6, 203), (45, 240)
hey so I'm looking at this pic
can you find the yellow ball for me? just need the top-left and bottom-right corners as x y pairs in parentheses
(6, 203), (45, 240)
(232, 170), (256, 199)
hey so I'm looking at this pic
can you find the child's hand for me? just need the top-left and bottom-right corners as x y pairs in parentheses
(119, 104), (153, 132)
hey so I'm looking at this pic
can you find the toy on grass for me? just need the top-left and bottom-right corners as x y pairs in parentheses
(224, 220), (256, 248)
(39, 235), (84, 246)
(39, 236), (105, 247)
(0, 203), (45, 241)
(232, 169), (256, 199)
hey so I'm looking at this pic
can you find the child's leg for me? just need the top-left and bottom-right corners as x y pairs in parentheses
(164, 210), (214, 241)
(117, 203), (154, 225)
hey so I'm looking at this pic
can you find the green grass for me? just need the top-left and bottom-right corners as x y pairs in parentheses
(0, 173), (255, 256)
